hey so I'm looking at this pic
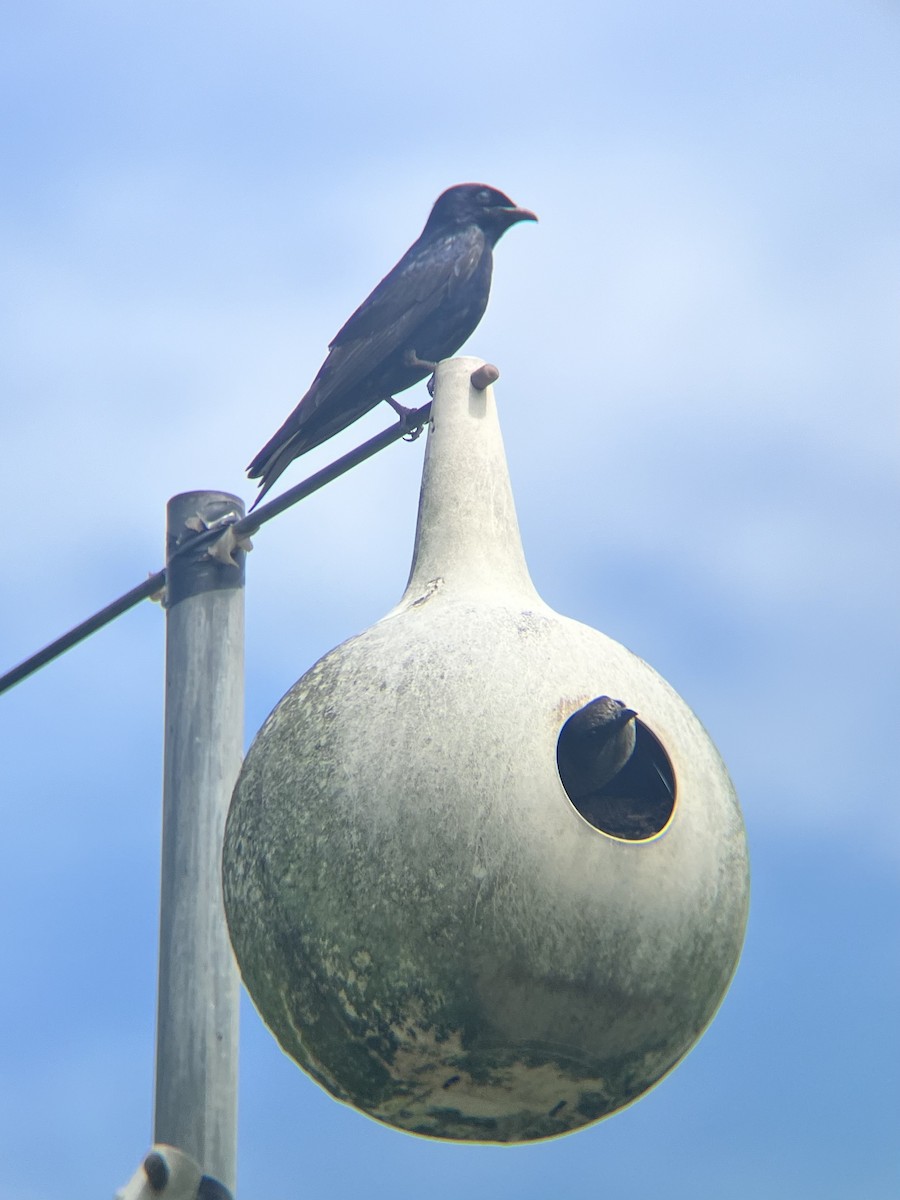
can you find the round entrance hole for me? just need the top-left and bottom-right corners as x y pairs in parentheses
(556, 698), (676, 840)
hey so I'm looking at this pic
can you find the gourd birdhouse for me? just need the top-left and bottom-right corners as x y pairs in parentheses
(223, 357), (749, 1143)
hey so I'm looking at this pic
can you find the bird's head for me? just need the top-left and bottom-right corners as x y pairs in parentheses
(577, 696), (638, 737)
(424, 183), (538, 244)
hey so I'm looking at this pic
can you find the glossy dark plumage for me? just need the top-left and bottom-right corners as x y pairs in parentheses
(247, 183), (537, 505)
(556, 697), (639, 799)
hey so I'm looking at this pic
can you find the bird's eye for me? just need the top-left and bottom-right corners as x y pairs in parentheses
(476, 189), (493, 205)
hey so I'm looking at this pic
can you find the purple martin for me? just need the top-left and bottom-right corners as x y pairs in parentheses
(247, 183), (537, 505)
(557, 697), (638, 799)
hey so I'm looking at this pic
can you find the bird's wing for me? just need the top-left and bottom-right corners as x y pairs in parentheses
(246, 226), (486, 492)
(285, 227), (486, 425)
(328, 227), (485, 351)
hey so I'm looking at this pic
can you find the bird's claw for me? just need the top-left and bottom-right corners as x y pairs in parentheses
(387, 397), (427, 442)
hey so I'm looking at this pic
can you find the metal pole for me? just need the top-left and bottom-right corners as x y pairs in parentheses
(154, 491), (245, 1195)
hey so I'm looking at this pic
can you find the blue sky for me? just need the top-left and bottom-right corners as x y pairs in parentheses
(1, 2), (898, 1197)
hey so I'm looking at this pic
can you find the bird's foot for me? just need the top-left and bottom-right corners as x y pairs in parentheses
(400, 348), (439, 397)
(386, 396), (427, 442)
(403, 348), (438, 372)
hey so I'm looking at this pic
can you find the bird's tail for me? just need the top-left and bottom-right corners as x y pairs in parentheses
(247, 407), (353, 510)
(247, 442), (301, 510)
(246, 387), (322, 509)
(247, 391), (388, 509)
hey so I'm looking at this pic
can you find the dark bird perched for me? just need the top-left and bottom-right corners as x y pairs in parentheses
(247, 183), (537, 505)
(556, 697), (638, 799)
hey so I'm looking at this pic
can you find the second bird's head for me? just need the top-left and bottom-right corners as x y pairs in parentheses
(424, 183), (538, 244)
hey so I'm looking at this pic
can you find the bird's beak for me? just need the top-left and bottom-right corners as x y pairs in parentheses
(502, 206), (538, 225)
(620, 708), (638, 723)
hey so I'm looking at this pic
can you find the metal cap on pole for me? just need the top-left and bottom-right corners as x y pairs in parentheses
(154, 491), (245, 1193)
